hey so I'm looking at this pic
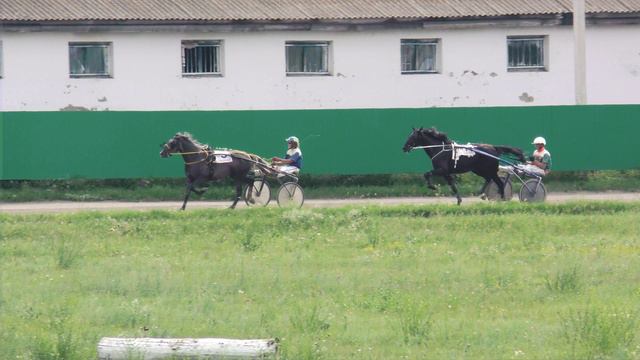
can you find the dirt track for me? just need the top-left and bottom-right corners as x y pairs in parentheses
(1, 192), (639, 214)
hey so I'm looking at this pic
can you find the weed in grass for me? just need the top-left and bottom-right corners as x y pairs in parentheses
(53, 330), (75, 360)
(291, 305), (330, 334)
(364, 222), (380, 248)
(54, 239), (80, 269)
(281, 209), (326, 230)
(358, 287), (400, 313)
(280, 337), (324, 360)
(399, 301), (432, 346)
(481, 267), (514, 292)
(108, 299), (151, 329)
(240, 230), (261, 252)
(30, 336), (59, 360)
(29, 307), (77, 360)
(545, 265), (582, 293)
(560, 306), (638, 359)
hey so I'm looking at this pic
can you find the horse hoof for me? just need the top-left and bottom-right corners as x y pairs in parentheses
(480, 193), (487, 200)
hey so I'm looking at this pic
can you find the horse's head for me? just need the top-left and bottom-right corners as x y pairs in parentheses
(403, 127), (448, 152)
(402, 128), (421, 152)
(160, 133), (189, 157)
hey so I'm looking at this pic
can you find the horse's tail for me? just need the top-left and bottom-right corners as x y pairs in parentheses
(494, 146), (526, 163)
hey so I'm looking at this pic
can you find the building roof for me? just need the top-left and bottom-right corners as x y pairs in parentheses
(2, 0), (640, 22)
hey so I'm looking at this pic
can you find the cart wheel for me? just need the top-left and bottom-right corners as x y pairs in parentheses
(518, 179), (546, 203)
(244, 180), (271, 207)
(277, 182), (304, 208)
(485, 177), (513, 201)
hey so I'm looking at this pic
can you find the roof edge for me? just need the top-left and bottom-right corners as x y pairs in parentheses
(2, 12), (640, 32)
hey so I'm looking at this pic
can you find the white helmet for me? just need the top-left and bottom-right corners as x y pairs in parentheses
(286, 136), (299, 144)
(532, 136), (546, 145)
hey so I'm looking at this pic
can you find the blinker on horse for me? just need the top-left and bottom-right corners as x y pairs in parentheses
(160, 132), (260, 210)
(403, 127), (525, 205)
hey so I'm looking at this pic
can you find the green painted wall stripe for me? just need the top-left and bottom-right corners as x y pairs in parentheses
(0, 111), (4, 180)
(1, 105), (639, 180)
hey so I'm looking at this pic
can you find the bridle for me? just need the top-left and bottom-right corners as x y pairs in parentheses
(163, 142), (210, 166)
(407, 132), (452, 160)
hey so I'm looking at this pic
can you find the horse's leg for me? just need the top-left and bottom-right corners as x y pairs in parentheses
(423, 171), (437, 190)
(245, 178), (255, 204)
(443, 174), (462, 205)
(479, 178), (491, 200)
(229, 181), (243, 209)
(192, 178), (209, 196)
(489, 173), (506, 200)
(181, 182), (193, 210)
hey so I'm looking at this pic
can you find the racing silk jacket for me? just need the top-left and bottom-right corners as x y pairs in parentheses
(530, 149), (552, 170)
(285, 148), (303, 169)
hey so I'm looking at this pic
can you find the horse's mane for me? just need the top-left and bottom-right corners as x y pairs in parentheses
(425, 127), (450, 142)
(176, 132), (208, 148)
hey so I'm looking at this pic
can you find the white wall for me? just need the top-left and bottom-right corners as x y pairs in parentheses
(0, 24), (638, 111)
(587, 25), (640, 104)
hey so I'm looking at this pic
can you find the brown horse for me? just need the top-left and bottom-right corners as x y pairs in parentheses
(402, 127), (525, 205)
(160, 132), (267, 210)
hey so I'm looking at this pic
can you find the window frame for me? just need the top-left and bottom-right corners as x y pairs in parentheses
(181, 40), (223, 77)
(0, 41), (3, 79)
(401, 39), (441, 75)
(68, 42), (113, 78)
(285, 41), (331, 76)
(507, 35), (548, 72)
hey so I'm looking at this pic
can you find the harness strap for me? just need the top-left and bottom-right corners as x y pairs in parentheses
(184, 157), (208, 165)
(430, 142), (449, 160)
(170, 149), (210, 166)
(170, 150), (207, 156)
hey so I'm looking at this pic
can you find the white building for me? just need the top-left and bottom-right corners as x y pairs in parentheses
(2, 0), (639, 112)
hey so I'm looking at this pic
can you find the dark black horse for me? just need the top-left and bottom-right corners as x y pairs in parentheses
(402, 127), (525, 205)
(160, 132), (266, 210)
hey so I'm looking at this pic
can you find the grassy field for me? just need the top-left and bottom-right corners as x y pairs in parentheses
(1, 170), (640, 202)
(1, 203), (639, 359)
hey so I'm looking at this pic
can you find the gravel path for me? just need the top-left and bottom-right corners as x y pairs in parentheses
(1, 192), (639, 214)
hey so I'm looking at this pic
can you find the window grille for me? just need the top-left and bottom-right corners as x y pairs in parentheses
(507, 36), (546, 71)
(182, 40), (222, 76)
(285, 42), (330, 75)
(401, 39), (439, 74)
(69, 42), (112, 78)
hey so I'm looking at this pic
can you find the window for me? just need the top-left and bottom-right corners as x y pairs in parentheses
(69, 42), (112, 78)
(401, 39), (440, 74)
(507, 36), (547, 71)
(182, 40), (222, 76)
(285, 41), (330, 75)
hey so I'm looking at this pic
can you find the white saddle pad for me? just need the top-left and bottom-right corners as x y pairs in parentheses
(212, 151), (233, 164)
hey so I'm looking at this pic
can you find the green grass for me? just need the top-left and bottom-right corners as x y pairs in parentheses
(1, 170), (640, 202)
(1, 202), (639, 359)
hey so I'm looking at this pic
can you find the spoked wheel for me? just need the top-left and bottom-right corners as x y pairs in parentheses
(485, 177), (513, 201)
(244, 180), (271, 207)
(518, 179), (546, 203)
(277, 182), (304, 208)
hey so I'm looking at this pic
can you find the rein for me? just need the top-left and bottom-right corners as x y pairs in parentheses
(409, 143), (452, 160)
(167, 148), (210, 165)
